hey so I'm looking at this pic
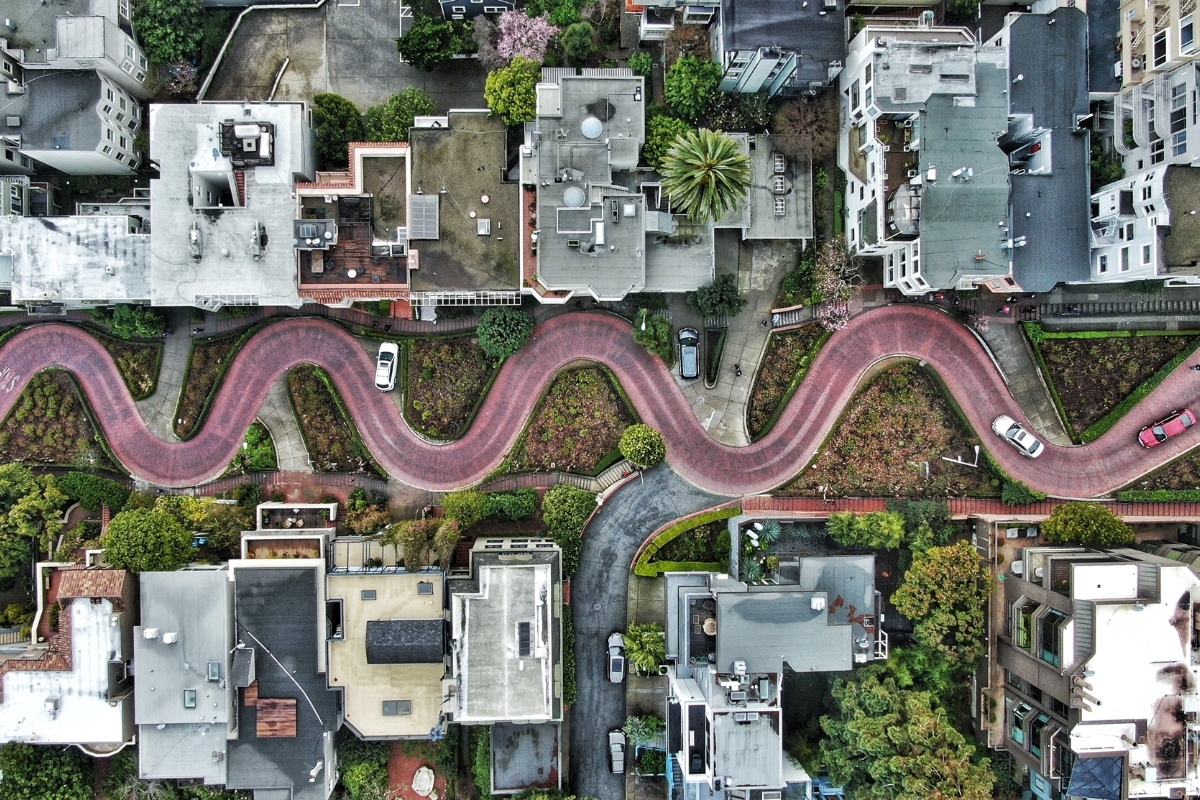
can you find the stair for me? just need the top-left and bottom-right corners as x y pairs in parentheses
(704, 314), (727, 329)
(771, 307), (810, 328)
(1039, 299), (1200, 317)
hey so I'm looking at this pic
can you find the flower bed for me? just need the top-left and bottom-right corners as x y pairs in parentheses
(779, 364), (999, 498)
(0, 370), (118, 470)
(1118, 445), (1200, 496)
(500, 367), (636, 476)
(405, 336), (498, 440)
(94, 332), (161, 401)
(225, 421), (278, 475)
(173, 333), (245, 439)
(288, 364), (383, 477)
(747, 325), (830, 439)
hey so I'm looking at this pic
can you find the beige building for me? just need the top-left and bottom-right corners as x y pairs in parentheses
(1119, 0), (1197, 88)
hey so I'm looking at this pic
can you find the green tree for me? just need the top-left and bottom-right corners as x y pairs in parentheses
(623, 715), (666, 747)
(396, 16), (460, 71)
(819, 674), (994, 800)
(433, 519), (461, 567)
(619, 424), (666, 468)
(132, 0), (203, 63)
(660, 128), (750, 223)
(686, 273), (747, 317)
(1041, 502), (1134, 546)
(664, 55), (723, 123)
(0, 465), (68, 581)
(887, 500), (954, 549)
(1090, 144), (1125, 192)
(826, 511), (906, 550)
(561, 22), (596, 66)
(628, 51), (653, 77)
(1001, 480), (1047, 506)
(892, 540), (991, 664)
(100, 304), (166, 339)
(442, 489), (487, 528)
(483, 489), (538, 520)
(624, 622), (665, 675)
(542, 484), (595, 576)
(644, 115), (693, 170)
(101, 508), (192, 573)
(632, 313), (674, 366)
(0, 743), (92, 800)
(58, 472), (129, 513)
(485, 55), (541, 125)
(384, 518), (440, 568)
(477, 306), (536, 358)
(365, 88), (437, 143)
(312, 93), (366, 169)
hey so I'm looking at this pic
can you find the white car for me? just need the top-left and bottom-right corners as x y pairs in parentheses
(609, 730), (626, 774)
(607, 632), (626, 683)
(991, 415), (1044, 458)
(375, 342), (399, 392)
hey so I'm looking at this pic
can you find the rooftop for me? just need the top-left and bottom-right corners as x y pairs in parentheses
(744, 135), (813, 240)
(0, 0), (125, 61)
(1164, 165), (1200, 271)
(716, 591), (852, 674)
(149, 101), (315, 309)
(408, 112), (520, 294)
(710, 711), (783, 789)
(719, 0), (846, 87)
(490, 721), (560, 794)
(7, 70), (101, 152)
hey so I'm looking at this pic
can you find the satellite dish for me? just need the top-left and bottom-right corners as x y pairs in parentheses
(563, 186), (586, 208)
(581, 116), (603, 140)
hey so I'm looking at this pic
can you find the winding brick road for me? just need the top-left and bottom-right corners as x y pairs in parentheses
(1, 306), (1194, 497)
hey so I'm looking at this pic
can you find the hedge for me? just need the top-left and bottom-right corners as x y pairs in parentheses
(562, 604), (576, 706)
(1115, 489), (1200, 501)
(750, 328), (832, 442)
(634, 507), (739, 577)
(1041, 329), (1200, 339)
(58, 472), (130, 512)
(1079, 334), (1200, 443)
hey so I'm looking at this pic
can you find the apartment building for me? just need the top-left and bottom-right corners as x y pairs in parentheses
(1089, 163), (1200, 282)
(713, 0), (845, 97)
(1119, 0), (1197, 90)
(997, 546), (1200, 800)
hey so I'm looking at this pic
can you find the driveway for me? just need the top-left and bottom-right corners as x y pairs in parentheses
(569, 467), (727, 800)
(203, 0), (489, 110)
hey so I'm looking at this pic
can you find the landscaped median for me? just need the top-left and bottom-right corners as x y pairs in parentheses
(747, 324), (831, 440)
(633, 506), (740, 577)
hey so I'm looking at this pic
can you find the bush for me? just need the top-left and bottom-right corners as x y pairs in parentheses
(561, 21), (596, 66)
(624, 715), (666, 747)
(335, 728), (389, 800)
(485, 55), (541, 125)
(644, 115), (693, 171)
(561, 603), (576, 705)
(1041, 502), (1135, 546)
(57, 472), (129, 513)
(638, 748), (667, 776)
(634, 507), (739, 576)
(892, 540), (991, 665)
(687, 273), (747, 317)
(629, 51), (653, 77)
(397, 16), (462, 71)
(477, 306), (536, 358)
(0, 742), (92, 800)
(442, 489), (487, 528)
(1001, 481), (1047, 506)
(471, 727), (492, 797)
(542, 484), (596, 576)
(233, 482), (263, 509)
(625, 622), (665, 674)
(312, 93), (365, 169)
(365, 88), (437, 143)
(483, 488), (538, 520)
(633, 313), (674, 366)
(664, 55), (723, 123)
(132, 0), (203, 63)
(101, 508), (192, 573)
(826, 511), (906, 550)
(619, 424), (666, 468)
(103, 304), (166, 339)
(1117, 489), (1200, 501)
(781, 243), (819, 306)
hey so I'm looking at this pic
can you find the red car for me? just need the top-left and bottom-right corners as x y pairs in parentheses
(1138, 409), (1197, 448)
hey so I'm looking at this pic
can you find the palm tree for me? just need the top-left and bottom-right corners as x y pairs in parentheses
(659, 128), (751, 223)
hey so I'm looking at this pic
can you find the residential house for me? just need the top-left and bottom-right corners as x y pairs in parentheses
(664, 552), (885, 799)
(712, 0), (845, 97)
(1116, 0), (1197, 91)
(996, 546), (1200, 800)
(632, 0), (717, 43)
(1089, 164), (1200, 282)
(439, 0), (514, 20)
(149, 101), (316, 310)
(0, 565), (135, 755)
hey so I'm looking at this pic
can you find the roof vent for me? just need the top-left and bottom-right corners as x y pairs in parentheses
(4, 116), (17, 127)
(143, 627), (160, 639)
(162, 631), (178, 644)
(811, 596), (826, 611)
(733, 660), (747, 676)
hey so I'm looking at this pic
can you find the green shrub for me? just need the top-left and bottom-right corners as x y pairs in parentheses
(312, 93), (366, 169)
(826, 511), (906, 550)
(1116, 489), (1200, 501)
(100, 508), (192, 573)
(629, 51), (653, 77)
(132, 0), (203, 63)
(57, 472), (129, 513)
(686, 273), (747, 317)
(442, 489), (487, 528)
(561, 21), (596, 66)
(633, 313), (675, 366)
(477, 307), (535, 358)
(233, 482), (263, 509)
(619, 424), (666, 468)
(335, 728), (389, 800)
(483, 488), (538, 520)
(542, 484), (596, 576)
(471, 726), (492, 797)
(1001, 481), (1047, 506)
(638, 748), (667, 776)
(1022, 321), (1045, 345)
(634, 507), (739, 576)
(625, 622), (665, 674)
(102, 305), (166, 339)
(781, 243), (820, 306)
(562, 603), (576, 705)
(365, 88), (437, 143)
(485, 56), (541, 125)
(0, 742), (92, 800)
(624, 715), (666, 747)
(664, 55), (722, 123)
(396, 16), (463, 71)
(1041, 502), (1134, 546)
(644, 115), (694, 171)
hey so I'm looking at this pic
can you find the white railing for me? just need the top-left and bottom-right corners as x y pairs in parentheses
(875, 629), (889, 660)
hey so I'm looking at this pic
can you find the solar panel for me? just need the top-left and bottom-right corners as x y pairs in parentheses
(518, 621), (531, 657)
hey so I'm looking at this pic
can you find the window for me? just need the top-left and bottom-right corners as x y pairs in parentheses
(1143, 185), (1153, 200)
(183, 689), (197, 709)
(1051, 696), (1070, 718)
(135, 71), (145, 82)
(381, 700), (412, 716)
(865, 86), (872, 107)
(361, 590), (377, 601)
(1151, 139), (1166, 164)
(116, 153), (125, 161)
(1014, 600), (1037, 651)
(207, 661), (220, 681)
(1125, 222), (1135, 239)
(115, 113), (124, 123)
(1030, 714), (1050, 757)
(1143, 243), (1153, 264)
(1172, 82), (1188, 155)
(417, 582), (434, 596)
(120, 97), (126, 110)
(1184, 15), (1195, 53)
(1154, 29), (1169, 68)
(1098, 254), (1108, 273)
(1039, 609), (1068, 667)
(126, 44), (134, 58)
(1011, 702), (1032, 745)
(102, 105), (112, 115)
(106, 129), (113, 141)
(120, 137), (127, 149)
(106, 88), (114, 101)
(1121, 246), (1131, 271)
(851, 79), (861, 111)
(864, 63), (872, 85)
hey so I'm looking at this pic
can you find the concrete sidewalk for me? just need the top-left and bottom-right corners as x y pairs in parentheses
(257, 376), (312, 473)
(134, 310), (191, 443)
(979, 323), (1072, 446)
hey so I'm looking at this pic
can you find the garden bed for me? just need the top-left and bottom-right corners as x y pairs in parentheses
(747, 325), (830, 439)
(1034, 329), (1199, 438)
(498, 367), (636, 476)
(650, 520), (730, 567)
(778, 364), (999, 498)
(405, 336), (499, 440)
(288, 364), (383, 477)
(0, 370), (119, 470)
(173, 332), (246, 439)
(635, 507), (739, 576)
(93, 331), (161, 401)
(704, 328), (726, 386)
(224, 421), (278, 475)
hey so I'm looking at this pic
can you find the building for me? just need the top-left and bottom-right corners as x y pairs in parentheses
(664, 552), (885, 799)
(439, 0), (514, 20)
(727, 133), (814, 241)
(0, 565), (135, 755)
(1089, 164), (1200, 282)
(840, 10), (1091, 295)
(1116, 0), (1197, 92)
(149, 101), (316, 310)
(713, 0), (845, 97)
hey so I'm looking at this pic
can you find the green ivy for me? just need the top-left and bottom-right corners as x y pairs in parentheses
(1116, 489), (1200, 501)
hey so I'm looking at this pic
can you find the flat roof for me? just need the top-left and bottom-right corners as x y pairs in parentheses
(1088, 0), (1121, 94)
(716, 591), (852, 674)
(326, 573), (445, 739)
(0, 215), (150, 305)
(0, 0), (89, 61)
(744, 135), (812, 240)
(9, 70), (101, 152)
(491, 721), (560, 793)
(711, 711), (783, 789)
(407, 112), (519, 293)
(148, 102), (313, 308)
(720, 0), (845, 86)
(1164, 165), (1200, 270)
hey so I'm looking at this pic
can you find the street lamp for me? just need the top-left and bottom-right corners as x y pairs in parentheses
(640, 309), (647, 331)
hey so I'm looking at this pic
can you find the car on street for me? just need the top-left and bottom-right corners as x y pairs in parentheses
(991, 415), (1044, 458)
(678, 328), (700, 381)
(1138, 408), (1197, 448)
(607, 632), (626, 683)
(609, 730), (626, 774)
(375, 342), (399, 391)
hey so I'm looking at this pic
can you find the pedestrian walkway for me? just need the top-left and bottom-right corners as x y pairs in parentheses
(257, 376), (311, 473)
(478, 459), (635, 493)
(133, 310), (192, 443)
(978, 323), (1072, 445)
(743, 495), (1200, 521)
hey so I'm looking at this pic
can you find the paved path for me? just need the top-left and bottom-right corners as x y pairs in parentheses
(6, 307), (1200, 497)
(133, 327), (189, 443)
(979, 322), (1072, 446)
(257, 375), (311, 473)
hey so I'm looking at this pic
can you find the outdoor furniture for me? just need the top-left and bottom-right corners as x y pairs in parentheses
(703, 618), (717, 636)
(692, 624), (702, 635)
(283, 519), (293, 528)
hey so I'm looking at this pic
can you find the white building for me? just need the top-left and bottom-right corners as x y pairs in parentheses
(1089, 164), (1200, 282)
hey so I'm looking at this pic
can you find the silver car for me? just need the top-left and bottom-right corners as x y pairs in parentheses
(609, 730), (626, 774)
(991, 415), (1044, 458)
(607, 632), (626, 683)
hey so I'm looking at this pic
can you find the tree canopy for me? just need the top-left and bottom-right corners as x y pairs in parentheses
(0, 743), (93, 800)
(560, 22), (596, 66)
(58, 472), (130, 513)
(495, 11), (558, 64)
(664, 56), (723, 123)
(312, 93), (366, 169)
(477, 307), (535, 358)
(94, 305), (166, 339)
(826, 511), (906, 550)
(660, 128), (751, 223)
(485, 56), (541, 125)
(1041, 502), (1134, 546)
(686, 273), (747, 317)
(101, 508), (192, 573)
(131, 0), (203, 64)
(365, 88), (437, 143)
(396, 16), (463, 71)
(644, 115), (693, 171)
(619, 424), (666, 468)
(632, 313), (674, 367)
(0, 464), (68, 581)
(624, 622), (666, 674)
(541, 484), (596, 576)
(891, 540), (991, 664)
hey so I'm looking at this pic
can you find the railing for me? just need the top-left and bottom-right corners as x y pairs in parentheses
(0, 629), (26, 645)
(875, 629), (889, 660)
(1072, 600), (1095, 667)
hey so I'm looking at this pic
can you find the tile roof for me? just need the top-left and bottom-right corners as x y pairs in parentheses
(57, 567), (128, 600)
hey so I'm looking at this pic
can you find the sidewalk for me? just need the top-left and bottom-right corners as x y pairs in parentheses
(133, 309), (191, 443)
(978, 323), (1072, 445)
(257, 376), (311, 473)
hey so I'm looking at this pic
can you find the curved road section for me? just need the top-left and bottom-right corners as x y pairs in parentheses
(0, 307), (1191, 496)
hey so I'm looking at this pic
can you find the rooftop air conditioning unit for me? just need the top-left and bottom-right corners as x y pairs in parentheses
(143, 627), (160, 639)
(733, 660), (747, 676)
(162, 632), (178, 644)
(5, 80), (21, 95)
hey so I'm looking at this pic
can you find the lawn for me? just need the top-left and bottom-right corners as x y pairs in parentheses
(1039, 333), (1197, 435)
(501, 367), (635, 476)
(405, 336), (498, 440)
(174, 333), (244, 439)
(747, 325), (829, 438)
(93, 332), (161, 401)
(779, 364), (998, 498)
(288, 364), (383, 477)
(225, 421), (278, 475)
(0, 370), (118, 470)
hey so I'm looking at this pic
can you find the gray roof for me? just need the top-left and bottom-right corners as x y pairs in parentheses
(720, 0), (845, 86)
(1088, 0), (1121, 94)
(711, 712), (783, 789)
(716, 591), (852, 674)
(744, 135), (812, 240)
(490, 721), (561, 793)
(1007, 9), (1091, 291)
(9, 70), (101, 152)
(917, 50), (1012, 289)
(227, 567), (339, 800)
(365, 619), (444, 664)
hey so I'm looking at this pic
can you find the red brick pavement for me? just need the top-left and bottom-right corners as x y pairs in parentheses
(4, 307), (1200, 498)
(386, 742), (447, 800)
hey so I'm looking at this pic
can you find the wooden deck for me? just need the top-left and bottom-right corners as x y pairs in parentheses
(299, 223), (407, 286)
(256, 697), (297, 738)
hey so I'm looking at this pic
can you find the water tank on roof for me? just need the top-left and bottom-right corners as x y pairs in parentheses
(581, 116), (603, 140)
(563, 186), (586, 208)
